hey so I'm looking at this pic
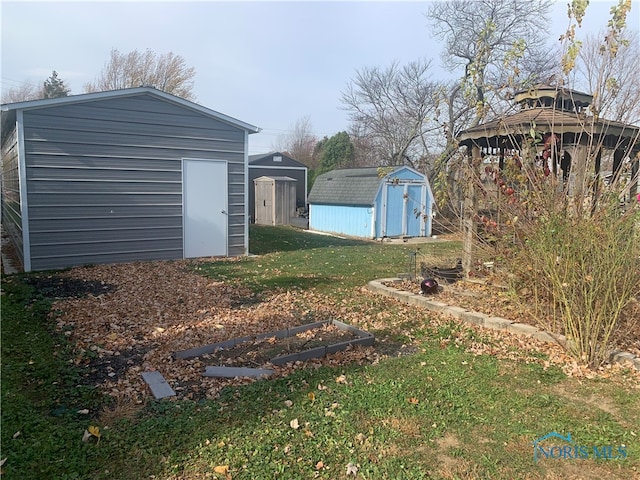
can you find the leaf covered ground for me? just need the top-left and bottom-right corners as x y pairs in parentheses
(33, 257), (639, 404)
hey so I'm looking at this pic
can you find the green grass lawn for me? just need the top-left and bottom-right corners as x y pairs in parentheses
(2, 225), (638, 479)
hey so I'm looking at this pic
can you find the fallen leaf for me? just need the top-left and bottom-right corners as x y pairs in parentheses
(346, 462), (358, 476)
(82, 430), (92, 442)
(290, 418), (300, 430)
(315, 460), (324, 470)
(407, 397), (419, 404)
(317, 383), (327, 391)
(12, 431), (20, 439)
(77, 409), (89, 415)
(308, 392), (316, 402)
(335, 374), (347, 384)
(284, 400), (293, 408)
(88, 425), (101, 444)
(213, 465), (229, 474)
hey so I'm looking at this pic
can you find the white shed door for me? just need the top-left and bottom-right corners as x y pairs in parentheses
(183, 159), (228, 258)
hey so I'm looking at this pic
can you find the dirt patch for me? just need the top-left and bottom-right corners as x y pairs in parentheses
(25, 275), (116, 298)
(550, 383), (621, 419)
(436, 432), (461, 449)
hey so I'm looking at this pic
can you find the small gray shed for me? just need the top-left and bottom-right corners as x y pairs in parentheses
(248, 152), (307, 222)
(253, 176), (297, 225)
(0, 87), (259, 272)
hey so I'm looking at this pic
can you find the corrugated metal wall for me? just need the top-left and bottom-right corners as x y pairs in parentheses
(1, 124), (24, 264)
(309, 204), (373, 238)
(22, 94), (247, 270)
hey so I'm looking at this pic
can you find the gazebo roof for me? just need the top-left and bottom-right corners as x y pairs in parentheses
(513, 84), (594, 107)
(457, 107), (640, 151)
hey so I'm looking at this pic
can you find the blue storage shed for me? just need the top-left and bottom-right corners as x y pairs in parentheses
(307, 166), (435, 239)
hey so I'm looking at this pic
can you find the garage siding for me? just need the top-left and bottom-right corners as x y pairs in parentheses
(22, 94), (247, 270)
(0, 124), (23, 265)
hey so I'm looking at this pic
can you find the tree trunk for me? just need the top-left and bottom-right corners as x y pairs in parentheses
(462, 144), (482, 275)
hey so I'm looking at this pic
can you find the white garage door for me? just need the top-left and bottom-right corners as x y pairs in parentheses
(182, 159), (228, 258)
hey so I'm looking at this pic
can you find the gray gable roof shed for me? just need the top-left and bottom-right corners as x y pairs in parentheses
(1, 87), (259, 272)
(249, 152), (306, 168)
(248, 151), (308, 222)
(308, 167), (383, 206)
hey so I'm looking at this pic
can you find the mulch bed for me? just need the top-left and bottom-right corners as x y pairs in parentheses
(14, 259), (638, 404)
(35, 261), (379, 402)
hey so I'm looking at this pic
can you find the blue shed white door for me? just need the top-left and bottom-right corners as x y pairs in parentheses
(182, 159), (228, 258)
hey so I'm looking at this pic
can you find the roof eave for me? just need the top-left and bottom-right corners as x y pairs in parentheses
(1, 87), (260, 134)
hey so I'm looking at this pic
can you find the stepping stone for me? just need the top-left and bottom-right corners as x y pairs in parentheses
(203, 366), (274, 378)
(141, 371), (176, 399)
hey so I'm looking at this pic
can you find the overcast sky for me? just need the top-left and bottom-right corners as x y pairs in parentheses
(2, 0), (638, 154)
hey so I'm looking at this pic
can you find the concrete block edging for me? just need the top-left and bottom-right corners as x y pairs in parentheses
(367, 278), (639, 371)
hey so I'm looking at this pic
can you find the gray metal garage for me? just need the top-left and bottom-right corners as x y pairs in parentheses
(0, 87), (259, 271)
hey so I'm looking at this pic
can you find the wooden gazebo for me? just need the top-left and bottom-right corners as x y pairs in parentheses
(455, 85), (640, 272)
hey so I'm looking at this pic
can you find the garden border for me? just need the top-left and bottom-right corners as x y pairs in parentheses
(367, 278), (640, 372)
(173, 319), (375, 365)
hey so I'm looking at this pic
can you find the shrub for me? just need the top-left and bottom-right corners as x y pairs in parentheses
(492, 157), (640, 367)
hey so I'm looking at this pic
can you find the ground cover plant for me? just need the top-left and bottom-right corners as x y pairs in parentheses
(1, 225), (639, 479)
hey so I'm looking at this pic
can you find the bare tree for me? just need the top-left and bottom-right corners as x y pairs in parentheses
(1, 82), (43, 103)
(272, 116), (319, 168)
(426, 0), (557, 217)
(572, 30), (640, 124)
(341, 59), (441, 168)
(427, 0), (556, 129)
(83, 48), (196, 100)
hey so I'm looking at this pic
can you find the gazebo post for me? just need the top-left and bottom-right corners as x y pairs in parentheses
(612, 145), (625, 184)
(632, 153), (639, 201)
(591, 147), (602, 216)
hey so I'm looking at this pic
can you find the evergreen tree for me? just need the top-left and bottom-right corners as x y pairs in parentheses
(316, 132), (355, 175)
(43, 71), (70, 98)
